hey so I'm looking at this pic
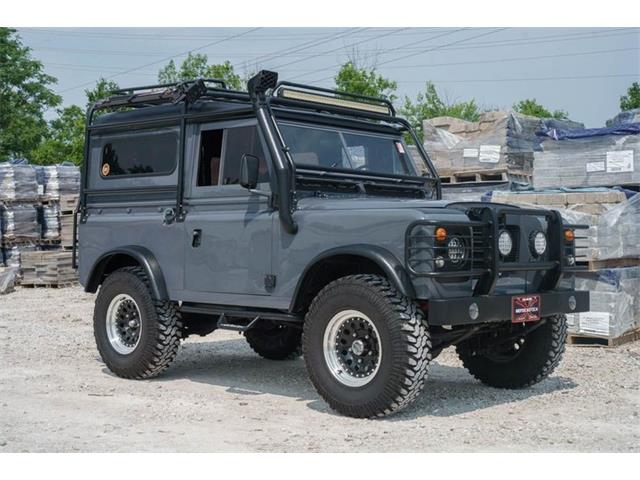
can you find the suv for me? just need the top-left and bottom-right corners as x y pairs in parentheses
(77, 71), (589, 418)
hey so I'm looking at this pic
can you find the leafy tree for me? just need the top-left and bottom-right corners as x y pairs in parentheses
(0, 28), (61, 162)
(32, 79), (120, 165)
(85, 78), (120, 108)
(512, 98), (568, 120)
(158, 54), (242, 90)
(31, 105), (85, 165)
(334, 61), (397, 102)
(400, 82), (481, 142)
(620, 82), (640, 111)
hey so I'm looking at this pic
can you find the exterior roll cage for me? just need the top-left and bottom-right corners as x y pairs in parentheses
(74, 71), (441, 265)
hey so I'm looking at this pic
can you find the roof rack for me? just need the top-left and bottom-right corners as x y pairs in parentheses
(273, 81), (396, 117)
(112, 78), (228, 95)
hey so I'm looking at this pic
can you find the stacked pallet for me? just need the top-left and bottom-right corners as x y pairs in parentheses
(422, 111), (583, 183)
(1, 161), (79, 287)
(20, 251), (76, 287)
(491, 189), (640, 345)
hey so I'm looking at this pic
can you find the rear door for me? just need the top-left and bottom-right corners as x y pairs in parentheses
(182, 118), (274, 296)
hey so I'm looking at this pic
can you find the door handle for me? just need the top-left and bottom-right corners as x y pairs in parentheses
(192, 229), (202, 248)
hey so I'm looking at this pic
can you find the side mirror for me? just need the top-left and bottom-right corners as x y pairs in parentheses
(240, 153), (260, 190)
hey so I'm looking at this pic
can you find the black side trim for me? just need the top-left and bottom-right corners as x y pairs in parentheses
(290, 244), (415, 312)
(85, 246), (168, 300)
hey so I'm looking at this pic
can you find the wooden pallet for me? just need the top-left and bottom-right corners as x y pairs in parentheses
(576, 257), (640, 272)
(567, 327), (640, 347)
(438, 168), (532, 185)
(59, 194), (79, 214)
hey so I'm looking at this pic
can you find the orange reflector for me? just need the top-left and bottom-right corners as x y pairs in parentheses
(435, 227), (447, 242)
(564, 229), (575, 242)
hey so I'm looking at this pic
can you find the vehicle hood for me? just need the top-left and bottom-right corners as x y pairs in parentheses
(296, 196), (465, 212)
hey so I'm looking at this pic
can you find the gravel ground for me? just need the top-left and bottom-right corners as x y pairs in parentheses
(1, 286), (639, 452)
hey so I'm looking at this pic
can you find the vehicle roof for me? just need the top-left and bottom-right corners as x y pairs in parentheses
(92, 97), (253, 126)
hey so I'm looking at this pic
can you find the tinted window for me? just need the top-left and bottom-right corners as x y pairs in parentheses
(101, 130), (178, 177)
(221, 126), (269, 185)
(278, 123), (411, 176)
(197, 129), (223, 187)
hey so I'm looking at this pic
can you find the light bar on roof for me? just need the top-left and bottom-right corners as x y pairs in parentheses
(278, 88), (392, 116)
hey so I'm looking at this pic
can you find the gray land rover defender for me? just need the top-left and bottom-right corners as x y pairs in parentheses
(76, 71), (589, 418)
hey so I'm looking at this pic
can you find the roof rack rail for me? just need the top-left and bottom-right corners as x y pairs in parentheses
(273, 81), (396, 117)
(112, 78), (228, 95)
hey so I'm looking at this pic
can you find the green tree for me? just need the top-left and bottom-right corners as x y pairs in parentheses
(400, 82), (481, 142)
(85, 78), (120, 107)
(157, 54), (242, 90)
(334, 61), (397, 102)
(0, 28), (61, 162)
(512, 98), (568, 120)
(31, 105), (85, 165)
(620, 82), (640, 111)
(32, 79), (120, 165)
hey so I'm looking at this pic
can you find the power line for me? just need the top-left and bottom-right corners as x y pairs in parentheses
(397, 73), (638, 84)
(233, 27), (366, 72)
(57, 27), (262, 95)
(310, 28), (509, 84)
(285, 28), (467, 81)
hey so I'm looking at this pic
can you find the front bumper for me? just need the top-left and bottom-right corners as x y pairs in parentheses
(428, 290), (589, 326)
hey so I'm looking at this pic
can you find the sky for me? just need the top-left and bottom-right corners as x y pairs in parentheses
(15, 27), (640, 127)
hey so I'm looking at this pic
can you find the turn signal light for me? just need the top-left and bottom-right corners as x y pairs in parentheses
(564, 229), (575, 242)
(435, 227), (447, 242)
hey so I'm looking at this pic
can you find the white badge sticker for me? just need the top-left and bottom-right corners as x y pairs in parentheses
(395, 141), (405, 154)
(463, 148), (479, 158)
(479, 145), (501, 163)
(606, 150), (634, 173)
(586, 161), (606, 173)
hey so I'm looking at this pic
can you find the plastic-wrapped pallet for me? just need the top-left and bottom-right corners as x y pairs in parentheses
(41, 164), (80, 199)
(0, 162), (38, 201)
(1, 243), (37, 269)
(0, 266), (19, 294)
(0, 204), (40, 242)
(606, 108), (640, 127)
(567, 267), (639, 338)
(37, 204), (60, 240)
(533, 128), (640, 189)
(423, 112), (583, 178)
(590, 193), (640, 260)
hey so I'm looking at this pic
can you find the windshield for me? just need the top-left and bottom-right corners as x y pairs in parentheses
(278, 123), (415, 177)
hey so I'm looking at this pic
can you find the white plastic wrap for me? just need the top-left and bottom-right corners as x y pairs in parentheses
(0, 163), (38, 201)
(567, 266), (640, 338)
(590, 193), (640, 260)
(41, 165), (81, 199)
(0, 266), (19, 295)
(0, 204), (40, 242)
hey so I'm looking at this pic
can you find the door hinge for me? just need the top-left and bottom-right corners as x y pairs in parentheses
(264, 274), (276, 290)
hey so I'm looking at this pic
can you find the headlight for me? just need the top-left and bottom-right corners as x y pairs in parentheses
(531, 231), (547, 256)
(498, 230), (513, 257)
(447, 237), (466, 264)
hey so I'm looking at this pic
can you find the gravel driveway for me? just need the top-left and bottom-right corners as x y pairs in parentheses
(1, 286), (638, 452)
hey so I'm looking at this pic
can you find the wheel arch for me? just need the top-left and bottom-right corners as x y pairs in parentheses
(85, 246), (168, 300)
(290, 245), (415, 314)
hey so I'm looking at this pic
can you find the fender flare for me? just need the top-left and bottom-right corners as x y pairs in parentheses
(85, 246), (168, 300)
(290, 244), (415, 311)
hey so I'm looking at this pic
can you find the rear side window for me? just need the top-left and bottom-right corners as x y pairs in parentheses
(100, 129), (178, 177)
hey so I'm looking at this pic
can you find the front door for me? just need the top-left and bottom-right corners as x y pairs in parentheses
(183, 119), (274, 296)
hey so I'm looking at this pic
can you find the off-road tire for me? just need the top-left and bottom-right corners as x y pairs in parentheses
(245, 324), (302, 360)
(303, 274), (431, 418)
(94, 266), (182, 379)
(456, 314), (568, 389)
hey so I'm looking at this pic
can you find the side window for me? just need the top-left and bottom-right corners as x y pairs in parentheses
(197, 129), (223, 187)
(100, 129), (178, 177)
(221, 126), (269, 185)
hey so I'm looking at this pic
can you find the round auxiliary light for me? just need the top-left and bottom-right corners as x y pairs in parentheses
(435, 227), (447, 242)
(498, 230), (513, 257)
(532, 231), (547, 256)
(447, 237), (466, 264)
(469, 303), (479, 320)
(564, 229), (575, 243)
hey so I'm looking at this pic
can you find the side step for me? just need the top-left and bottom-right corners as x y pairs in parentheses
(181, 302), (303, 333)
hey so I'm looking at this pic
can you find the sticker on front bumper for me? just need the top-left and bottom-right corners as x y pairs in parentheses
(512, 295), (541, 323)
